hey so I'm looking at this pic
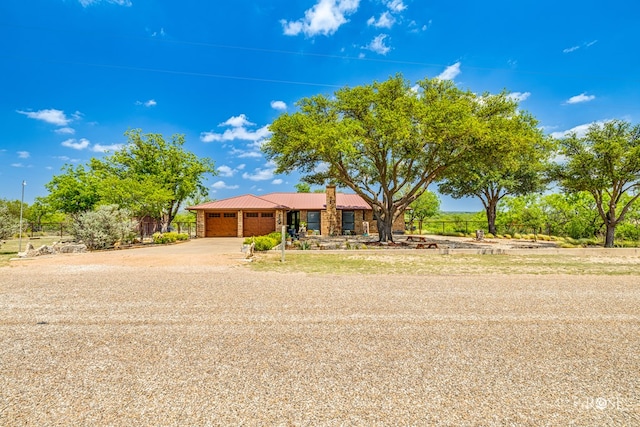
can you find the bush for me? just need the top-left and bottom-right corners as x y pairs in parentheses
(0, 205), (18, 247)
(152, 232), (189, 244)
(72, 205), (137, 250)
(244, 235), (279, 251)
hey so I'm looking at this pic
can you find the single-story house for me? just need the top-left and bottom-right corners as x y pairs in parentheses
(188, 185), (405, 238)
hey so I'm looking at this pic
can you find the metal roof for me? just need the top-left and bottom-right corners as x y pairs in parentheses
(188, 192), (371, 211)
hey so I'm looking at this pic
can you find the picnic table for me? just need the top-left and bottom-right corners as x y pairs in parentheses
(405, 235), (438, 248)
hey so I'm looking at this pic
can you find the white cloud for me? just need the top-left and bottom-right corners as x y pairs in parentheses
(17, 151), (30, 159)
(54, 155), (81, 163)
(436, 62), (461, 81)
(17, 108), (72, 126)
(565, 93), (595, 104)
(55, 127), (76, 135)
(385, 0), (407, 13)
(11, 163), (25, 168)
(563, 40), (598, 54)
(363, 34), (391, 55)
(272, 179), (284, 185)
(549, 120), (607, 139)
(281, 0), (360, 37)
(92, 143), (123, 153)
(136, 99), (157, 107)
(271, 100), (287, 111)
(507, 92), (531, 102)
(221, 114), (254, 128)
(367, 12), (395, 28)
(217, 165), (235, 177)
(211, 180), (239, 190)
(61, 138), (91, 150)
(242, 168), (275, 181)
(201, 125), (271, 143)
(78, 0), (132, 7)
(236, 150), (263, 159)
(201, 115), (271, 143)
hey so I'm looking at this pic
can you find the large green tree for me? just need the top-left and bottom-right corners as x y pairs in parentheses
(264, 75), (483, 242)
(554, 120), (640, 247)
(438, 93), (553, 235)
(44, 164), (101, 218)
(91, 129), (215, 231)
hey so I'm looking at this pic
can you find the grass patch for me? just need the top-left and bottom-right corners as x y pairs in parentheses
(249, 252), (640, 276)
(0, 237), (67, 267)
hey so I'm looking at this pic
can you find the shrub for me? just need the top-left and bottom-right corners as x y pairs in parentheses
(0, 205), (18, 247)
(71, 205), (137, 250)
(152, 232), (189, 244)
(485, 233), (495, 238)
(513, 233), (522, 239)
(267, 231), (284, 242)
(244, 235), (279, 251)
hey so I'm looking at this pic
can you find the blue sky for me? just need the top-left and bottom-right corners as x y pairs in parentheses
(1, 0), (639, 211)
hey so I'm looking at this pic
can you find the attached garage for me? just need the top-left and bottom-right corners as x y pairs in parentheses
(243, 211), (275, 237)
(205, 212), (237, 237)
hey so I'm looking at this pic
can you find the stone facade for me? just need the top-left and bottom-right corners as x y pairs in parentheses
(192, 187), (407, 238)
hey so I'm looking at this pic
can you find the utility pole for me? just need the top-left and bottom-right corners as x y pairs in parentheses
(19, 180), (26, 253)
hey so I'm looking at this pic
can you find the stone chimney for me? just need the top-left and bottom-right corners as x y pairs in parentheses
(325, 185), (338, 235)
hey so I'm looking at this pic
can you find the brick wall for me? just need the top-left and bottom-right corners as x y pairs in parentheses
(196, 210), (205, 238)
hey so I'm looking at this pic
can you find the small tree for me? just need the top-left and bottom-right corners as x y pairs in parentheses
(294, 182), (312, 193)
(71, 205), (137, 250)
(407, 190), (440, 234)
(553, 120), (640, 247)
(0, 205), (17, 246)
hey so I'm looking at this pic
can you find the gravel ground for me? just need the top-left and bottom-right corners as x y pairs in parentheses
(1, 243), (639, 426)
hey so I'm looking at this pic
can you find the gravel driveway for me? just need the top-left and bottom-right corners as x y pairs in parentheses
(1, 240), (639, 425)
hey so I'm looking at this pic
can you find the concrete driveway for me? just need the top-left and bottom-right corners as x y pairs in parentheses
(11, 237), (248, 268)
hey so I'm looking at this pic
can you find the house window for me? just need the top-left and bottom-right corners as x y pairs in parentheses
(223, 213), (236, 218)
(307, 211), (320, 233)
(245, 212), (259, 218)
(208, 213), (220, 218)
(342, 211), (355, 233)
(261, 213), (274, 218)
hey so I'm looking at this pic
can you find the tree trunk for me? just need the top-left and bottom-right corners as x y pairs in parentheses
(604, 223), (616, 248)
(486, 200), (498, 235)
(373, 208), (396, 243)
(378, 220), (393, 242)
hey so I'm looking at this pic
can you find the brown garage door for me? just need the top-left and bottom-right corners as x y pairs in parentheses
(243, 212), (276, 237)
(206, 212), (237, 237)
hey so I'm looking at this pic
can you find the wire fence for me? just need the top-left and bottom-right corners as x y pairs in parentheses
(408, 220), (549, 237)
(24, 221), (197, 241)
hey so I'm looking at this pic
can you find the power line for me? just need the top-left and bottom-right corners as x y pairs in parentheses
(0, 56), (345, 88)
(2, 22), (638, 83)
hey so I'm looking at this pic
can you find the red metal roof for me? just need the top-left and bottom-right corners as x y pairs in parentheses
(188, 192), (371, 211)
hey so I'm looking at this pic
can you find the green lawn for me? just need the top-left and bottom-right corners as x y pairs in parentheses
(0, 237), (64, 267)
(250, 252), (640, 276)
